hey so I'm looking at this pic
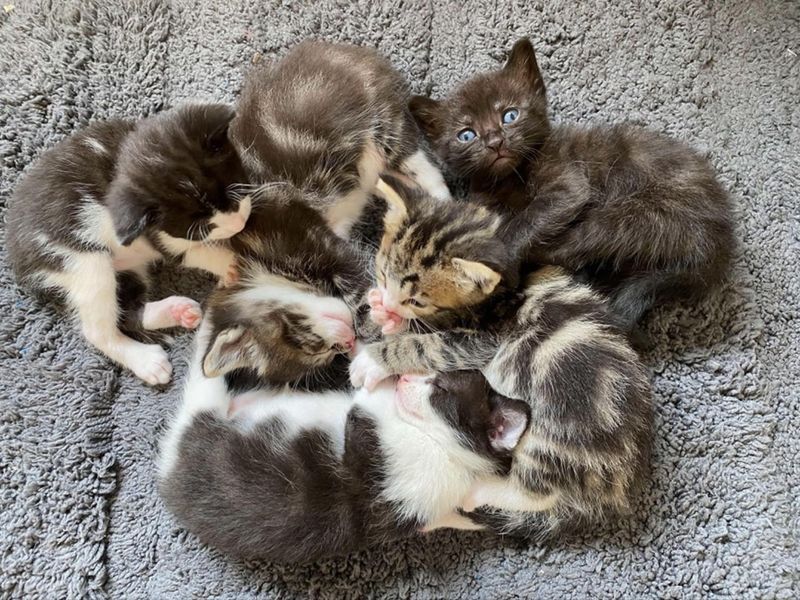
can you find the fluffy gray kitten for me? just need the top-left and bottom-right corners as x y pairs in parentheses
(6, 104), (251, 385)
(231, 40), (450, 238)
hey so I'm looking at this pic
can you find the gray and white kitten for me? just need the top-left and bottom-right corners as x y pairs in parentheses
(230, 40), (450, 238)
(410, 38), (735, 330)
(158, 344), (528, 562)
(350, 180), (653, 539)
(6, 104), (251, 385)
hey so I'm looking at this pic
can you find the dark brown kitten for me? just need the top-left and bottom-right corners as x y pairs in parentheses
(410, 38), (735, 330)
(231, 40), (451, 239)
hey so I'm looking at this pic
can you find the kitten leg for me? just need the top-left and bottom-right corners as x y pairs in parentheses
(461, 477), (559, 514)
(58, 253), (172, 385)
(400, 150), (451, 201)
(422, 511), (486, 533)
(141, 296), (203, 330)
(181, 244), (236, 281)
(350, 330), (499, 389)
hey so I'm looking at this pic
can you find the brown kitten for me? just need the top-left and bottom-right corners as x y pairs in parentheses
(410, 38), (735, 330)
(6, 104), (250, 385)
(231, 40), (451, 239)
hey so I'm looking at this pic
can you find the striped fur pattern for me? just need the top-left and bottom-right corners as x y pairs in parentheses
(200, 184), (375, 391)
(351, 182), (653, 537)
(231, 41), (449, 238)
(158, 362), (521, 562)
(410, 37), (735, 330)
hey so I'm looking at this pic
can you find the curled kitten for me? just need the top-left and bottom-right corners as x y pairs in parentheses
(231, 40), (451, 238)
(199, 184), (376, 391)
(411, 38), (735, 330)
(350, 180), (653, 540)
(159, 365), (526, 562)
(6, 104), (250, 385)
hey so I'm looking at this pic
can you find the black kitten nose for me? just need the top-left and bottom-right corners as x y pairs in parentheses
(485, 133), (504, 151)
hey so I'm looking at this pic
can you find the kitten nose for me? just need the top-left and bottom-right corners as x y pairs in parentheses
(485, 132), (504, 152)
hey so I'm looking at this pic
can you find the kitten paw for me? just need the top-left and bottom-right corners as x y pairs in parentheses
(349, 349), (390, 390)
(170, 298), (203, 329)
(129, 344), (172, 386)
(319, 313), (355, 354)
(142, 296), (202, 330)
(367, 289), (406, 334)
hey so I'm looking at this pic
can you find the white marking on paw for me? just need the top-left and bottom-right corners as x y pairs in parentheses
(129, 344), (172, 385)
(142, 296), (202, 330)
(349, 349), (390, 390)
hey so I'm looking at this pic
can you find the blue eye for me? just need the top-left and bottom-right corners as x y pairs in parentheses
(457, 128), (477, 142)
(502, 108), (520, 124)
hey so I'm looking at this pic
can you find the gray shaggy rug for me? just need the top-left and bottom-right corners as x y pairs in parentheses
(1, 1), (797, 598)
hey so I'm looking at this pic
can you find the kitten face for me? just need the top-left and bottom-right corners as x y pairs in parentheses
(393, 370), (529, 455)
(202, 281), (355, 382)
(373, 177), (506, 322)
(409, 38), (549, 181)
(108, 103), (251, 245)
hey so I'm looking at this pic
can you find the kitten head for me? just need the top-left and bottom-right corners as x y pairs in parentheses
(201, 275), (355, 382)
(373, 176), (510, 323)
(409, 38), (549, 181)
(393, 370), (530, 456)
(107, 103), (251, 245)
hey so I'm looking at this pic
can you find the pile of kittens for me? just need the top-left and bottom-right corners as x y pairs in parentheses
(7, 38), (734, 563)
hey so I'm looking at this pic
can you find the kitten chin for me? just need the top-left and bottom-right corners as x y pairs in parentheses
(410, 37), (735, 330)
(6, 104), (251, 385)
(158, 369), (524, 562)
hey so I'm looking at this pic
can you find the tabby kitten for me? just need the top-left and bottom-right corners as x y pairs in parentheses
(410, 37), (735, 329)
(231, 40), (450, 238)
(159, 363), (528, 562)
(198, 183), (376, 392)
(350, 179), (653, 538)
(7, 104), (250, 385)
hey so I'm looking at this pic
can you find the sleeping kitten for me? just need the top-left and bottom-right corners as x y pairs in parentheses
(350, 179), (653, 539)
(198, 183), (376, 392)
(410, 37), (735, 330)
(158, 359), (528, 562)
(231, 40), (450, 238)
(6, 104), (251, 385)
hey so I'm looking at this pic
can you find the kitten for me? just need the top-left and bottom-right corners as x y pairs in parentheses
(230, 40), (451, 238)
(198, 183), (376, 392)
(410, 37), (735, 330)
(350, 179), (653, 539)
(6, 104), (251, 385)
(158, 361), (529, 562)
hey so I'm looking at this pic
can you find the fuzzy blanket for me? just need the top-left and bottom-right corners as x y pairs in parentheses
(1, 1), (797, 598)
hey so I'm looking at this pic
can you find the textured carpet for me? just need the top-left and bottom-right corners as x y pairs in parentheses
(1, 0), (798, 598)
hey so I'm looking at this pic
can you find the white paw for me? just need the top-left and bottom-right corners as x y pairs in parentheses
(367, 288), (406, 334)
(349, 349), (390, 390)
(169, 297), (202, 329)
(129, 344), (172, 386)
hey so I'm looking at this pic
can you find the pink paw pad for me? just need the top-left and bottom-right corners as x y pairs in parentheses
(170, 300), (202, 329)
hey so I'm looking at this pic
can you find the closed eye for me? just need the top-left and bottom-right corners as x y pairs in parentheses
(403, 298), (426, 308)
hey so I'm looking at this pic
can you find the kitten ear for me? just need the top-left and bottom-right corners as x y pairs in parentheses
(503, 38), (545, 94)
(409, 95), (443, 138)
(106, 185), (160, 246)
(451, 258), (502, 295)
(375, 177), (409, 233)
(487, 395), (530, 452)
(202, 325), (258, 378)
(204, 104), (236, 153)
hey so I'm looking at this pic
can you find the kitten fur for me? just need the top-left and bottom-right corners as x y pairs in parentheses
(200, 183), (376, 392)
(410, 37), (735, 330)
(350, 181), (653, 539)
(230, 40), (450, 238)
(6, 104), (251, 385)
(158, 358), (528, 562)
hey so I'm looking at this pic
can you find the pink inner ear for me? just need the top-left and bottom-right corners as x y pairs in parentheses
(489, 406), (528, 451)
